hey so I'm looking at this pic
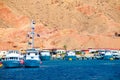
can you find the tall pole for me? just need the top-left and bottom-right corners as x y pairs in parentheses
(31, 20), (35, 49)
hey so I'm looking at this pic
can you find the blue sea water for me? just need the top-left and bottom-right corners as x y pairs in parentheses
(0, 60), (120, 80)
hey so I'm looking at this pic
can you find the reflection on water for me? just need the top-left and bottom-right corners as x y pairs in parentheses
(0, 60), (120, 80)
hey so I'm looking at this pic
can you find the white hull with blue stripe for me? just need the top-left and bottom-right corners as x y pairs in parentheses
(2, 50), (23, 68)
(64, 51), (77, 60)
(24, 49), (41, 68)
(40, 50), (51, 61)
(2, 60), (22, 68)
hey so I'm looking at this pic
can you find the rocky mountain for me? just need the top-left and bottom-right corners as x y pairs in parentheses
(0, 0), (120, 50)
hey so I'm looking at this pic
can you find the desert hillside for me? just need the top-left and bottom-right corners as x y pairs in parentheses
(0, 0), (120, 50)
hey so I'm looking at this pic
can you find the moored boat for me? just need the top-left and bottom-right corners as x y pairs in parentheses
(40, 50), (51, 61)
(111, 50), (120, 60)
(2, 50), (23, 68)
(64, 50), (77, 60)
(24, 20), (41, 67)
(102, 50), (113, 60)
(24, 49), (41, 67)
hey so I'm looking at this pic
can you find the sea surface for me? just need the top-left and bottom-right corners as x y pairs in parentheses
(0, 60), (120, 80)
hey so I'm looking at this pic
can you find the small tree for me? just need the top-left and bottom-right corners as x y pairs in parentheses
(63, 45), (67, 51)
(76, 51), (82, 55)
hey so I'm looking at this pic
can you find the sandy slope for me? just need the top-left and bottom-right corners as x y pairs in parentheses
(0, 0), (120, 50)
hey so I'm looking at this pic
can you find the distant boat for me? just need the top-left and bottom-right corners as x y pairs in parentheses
(111, 50), (120, 60)
(24, 49), (41, 67)
(40, 50), (51, 61)
(24, 20), (41, 67)
(95, 50), (106, 60)
(2, 50), (23, 68)
(64, 50), (77, 60)
(103, 50), (113, 60)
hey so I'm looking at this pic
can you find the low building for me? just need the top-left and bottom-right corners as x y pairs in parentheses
(0, 51), (8, 59)
(55, 49), (66, 54)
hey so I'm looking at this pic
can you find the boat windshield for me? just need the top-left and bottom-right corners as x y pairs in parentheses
(10, 57), (18, 59)
(112, 51), (118, 53)
(105, 50), (111, 53)
(5, 57), (19, 60)
(27, 52), (38, 55)
(8, 50), (19, 54)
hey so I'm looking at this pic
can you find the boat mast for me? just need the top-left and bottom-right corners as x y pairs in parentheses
(31, 20), (35, 49)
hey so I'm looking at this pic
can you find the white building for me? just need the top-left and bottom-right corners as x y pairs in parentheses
(0, 51), (8, 58)
(56, 49), (66, 54)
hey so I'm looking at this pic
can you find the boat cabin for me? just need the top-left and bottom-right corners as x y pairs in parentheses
(40, 50), (51, 56)
(66, 51), (76, 56)
(25, 49), (40, 60)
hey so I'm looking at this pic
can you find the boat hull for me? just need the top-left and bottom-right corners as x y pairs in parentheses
(24, 60), (40, 67)
(64, 56), (77, 60)
(40, 56), (51, 61)
(103, 55), (113, 60)
(2, 60), (22, 68)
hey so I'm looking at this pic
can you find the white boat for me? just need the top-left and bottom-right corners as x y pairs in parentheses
(24, 20), (41, 67)
(64, 50), (77, 60)
(24, 49), (41, 67)
(111, 50), (120, 59)
(2, 50), (23, 68)
(40, 50), (51, 61)
(103, 50), (113, 60)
